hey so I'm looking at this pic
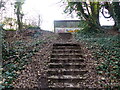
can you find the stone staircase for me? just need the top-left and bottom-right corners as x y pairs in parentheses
(47, 43), (88, 89)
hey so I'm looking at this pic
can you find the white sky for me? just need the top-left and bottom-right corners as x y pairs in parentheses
(22, 0), (114, 31)
(22, 0), (76, 31)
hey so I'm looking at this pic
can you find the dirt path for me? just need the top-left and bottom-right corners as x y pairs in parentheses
(13, 32), (102, 89)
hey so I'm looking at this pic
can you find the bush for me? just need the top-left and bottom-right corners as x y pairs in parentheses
(5, 29), (16, 31)
(27, 26), (40, 29)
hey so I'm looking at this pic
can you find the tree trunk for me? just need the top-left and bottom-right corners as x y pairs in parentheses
(16, 2), (23, 31)
(112, 2), (120, 30)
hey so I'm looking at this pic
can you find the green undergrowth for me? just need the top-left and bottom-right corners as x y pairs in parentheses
(75, 30), (120, 88)
(2, 39), (45, 89)
(2, 31), (53, 89)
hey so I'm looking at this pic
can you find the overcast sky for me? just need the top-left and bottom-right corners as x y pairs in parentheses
(22, 0), (75, 31)
(22, 0), (114, 31)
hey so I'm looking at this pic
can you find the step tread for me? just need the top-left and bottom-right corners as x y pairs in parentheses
(51, 54), (83, 55)
(53, 47), (80, 48)
(51, 55), (84, 58)
(52, 48), (80, 50)
(50, 60), (84, 63)
(50, 59), (84, 61)
(49, 83), (86, 88)
(48, 75), (86, 79)
(51, 54), (83, 56)
(48, 63), (86, 65)
(52, 49), (81, 51)
(51, 57), (84, 60)
(47, 69), (88, 75)
(47, 69), (88, 71)
(53, 46), (80, 47)
(52, 51), (81, 53)
(53, 43), (79, 46)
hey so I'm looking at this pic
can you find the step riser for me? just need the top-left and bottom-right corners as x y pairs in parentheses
(53, 46), (80, 49)
(48, 65), (86, 69)
(48, 79), (85, 83)
(52, 51), (81, 53)
(49, 87), (82, 90)
(53, 44), (79, 46)
(52, 51), (81, 54)
(49, 82), (83, 86)
(50, 60), (84, 63)
(51, 55), (83, 58)
(49, 87), (82, 89)
(47, 71), (87, 76)
(53, 48), (80, 50)
(53, 46), (80, 47)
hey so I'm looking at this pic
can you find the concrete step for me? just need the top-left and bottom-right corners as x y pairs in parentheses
(53, 46), (80, 49)
(53, 46), (80, 48)
(51, 55), (83, 58)
(53, 43), (80, 46)
(50, 58), (84, 63)
(48, 63), (86, 69)
(47, 69), (88, 76)
(47, 43), (89, 89)
(48, 75), (86, 79)
(53, 47), (80, 50)
(48, 76), (86, 83)
(49, 82), (85, 88)
(52, 50), (81, 54)
(49, 87), (85, 90)
(51, 53), (83, 56)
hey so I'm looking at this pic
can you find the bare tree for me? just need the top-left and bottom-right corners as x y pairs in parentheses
(38, 14), (42, 29)
(14, 0), (25, 31)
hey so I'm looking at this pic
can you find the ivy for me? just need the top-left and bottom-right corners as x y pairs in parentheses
(75, 31), (120, 88)
(2, 31), (45, 89)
